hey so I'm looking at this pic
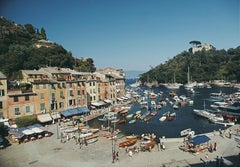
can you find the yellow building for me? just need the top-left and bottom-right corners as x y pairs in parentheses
(0, 72), (8, 118)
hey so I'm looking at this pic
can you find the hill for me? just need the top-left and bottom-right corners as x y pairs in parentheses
(139, 46), (240, 84)
(0, 17), (96, 79)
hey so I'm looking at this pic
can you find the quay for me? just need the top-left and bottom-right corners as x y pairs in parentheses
(0, 121), (239, 167)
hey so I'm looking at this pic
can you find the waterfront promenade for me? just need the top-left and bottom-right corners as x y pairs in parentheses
(0, 121), (239, 167)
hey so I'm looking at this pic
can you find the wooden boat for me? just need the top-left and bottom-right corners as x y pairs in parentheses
(84, 134), (98, 141)
(180, 128), (191, 136)
(144, 140), (156, 150)
(168, 112), (176, 121)
(151, 111), (157, 116)
(119, 139), (137, 148)
(144, 115), (151, 122)
(126, 135), (138, 140)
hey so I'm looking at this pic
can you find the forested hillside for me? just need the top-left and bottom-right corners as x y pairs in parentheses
(0, 17), (96, 79)
(139, 46), (240, 84)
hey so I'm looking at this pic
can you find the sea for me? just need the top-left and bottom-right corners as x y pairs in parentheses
(89, 78), (238, 140)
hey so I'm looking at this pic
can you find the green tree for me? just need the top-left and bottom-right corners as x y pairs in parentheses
(40, 27), (47, 40)
(15, 115), (37, 128)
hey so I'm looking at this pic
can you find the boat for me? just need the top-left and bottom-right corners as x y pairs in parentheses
(167, 112), (176, 121)
(81, 128), (99, 134)
(109, 132), (125, 140)
(84, 134), (99, 141)
(118, 118), (126, 124)
(126, 135), (138, 140)
(210, 101), (229, 111)
(210, 90), (225, 101)
(151, 111), (157, 116)
(98, 116), (107, 122)
(79, 132), (93, 139)
(119, 139), (137, 148)
(144, 115), (151, 122)
(159, 116), (166, 122)
(129, 119), (136, 124)
(135, 110), (141, 114)
(126, 114), (133, 119)
(143, 140), (156, 150)
(111, 119), (120, 124)
(180, 128), (191, 136)
(193, 109), (217, 119)
(213, 119), (235, 126)
(86, 138), (98, 144)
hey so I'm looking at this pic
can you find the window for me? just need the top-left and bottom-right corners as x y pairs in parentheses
(25, 95), (29, 101)
(0, 90), (4, 96)
(59, 102), (64, 108)
(14, 96), (18, 102)
(40, 103), (45, 111)
(52, 93), (55, 99)
(69, 83), (72, 88)
(82, 90), (85, 95)
(78, 90), (80, 95)
(60, 91), (64, 98)
(0, 112), (3, 118)
(36, 84), (39, 89)
(26, 106), (30, 113)
(70, 90), (73, 96)
(0, 101), (2, 109)
(78, 99), (80, 105)
(43, 84), (46, 89)
(15, 108), (20, 115)
(40, 93), (44, 99)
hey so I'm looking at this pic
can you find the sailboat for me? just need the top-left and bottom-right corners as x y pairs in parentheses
(164, 72), (182, 89)
(184, 66), (196, 90)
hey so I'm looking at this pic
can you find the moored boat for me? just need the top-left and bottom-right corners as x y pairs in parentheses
(129, 119), (136, 124)
(126, 135), (138, 140)
(180, 128), (191, 136)
(159, 116), (166, 122)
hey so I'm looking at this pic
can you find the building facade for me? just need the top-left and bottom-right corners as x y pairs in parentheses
(0, 67), (126, 120)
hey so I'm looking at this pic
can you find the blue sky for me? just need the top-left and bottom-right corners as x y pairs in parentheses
(1, 0), (239, 71)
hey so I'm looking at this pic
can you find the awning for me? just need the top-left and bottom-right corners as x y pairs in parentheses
(37, 113), (53, 123)
(91, 101), (106, 107)
(51, 113), (61, 119)
(22, 129), (35, 135)
(76, 106), (90, 114)
(189, 135), (210, 146)
(104, 99), (112, 104)
(61, 107), (90, 117)
(33, 124), (48, 132)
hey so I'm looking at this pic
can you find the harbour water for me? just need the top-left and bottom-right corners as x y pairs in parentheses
(89, 79), (238, 139)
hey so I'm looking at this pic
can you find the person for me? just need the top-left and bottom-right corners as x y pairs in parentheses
(229, 130), (232, 139)
(128, 150), (133, 158)
(216, 156), (220, 167)
(116, 151), (119, 161)
(205, 153), (209, 164)
(214, 142), (217, 151)
(112, 151), (116, 163)
(220, 156), (224, 167)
